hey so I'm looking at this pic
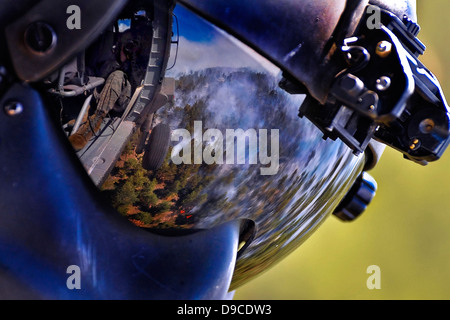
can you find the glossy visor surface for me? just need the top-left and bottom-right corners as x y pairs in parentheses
(45, 3), (366, 288)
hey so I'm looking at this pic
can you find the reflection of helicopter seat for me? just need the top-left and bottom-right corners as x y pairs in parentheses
(49, 52), (106, 99)
(48, 51), (106, 142)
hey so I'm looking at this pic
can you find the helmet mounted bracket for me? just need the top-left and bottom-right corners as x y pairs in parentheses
(299, 5), (450, 165)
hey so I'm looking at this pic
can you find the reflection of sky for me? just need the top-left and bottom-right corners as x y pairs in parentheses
(118, 19), (130, 32)
(174, 5), (216, 42)
(168, 5), (279, 76)
(118, 10), (147, 32)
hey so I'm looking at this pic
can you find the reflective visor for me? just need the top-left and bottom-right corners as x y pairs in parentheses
(51, 4), (364, 288)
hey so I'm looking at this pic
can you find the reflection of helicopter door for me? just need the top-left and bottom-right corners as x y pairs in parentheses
(127, 0), (174, 124)
(79, 87), (143, 187)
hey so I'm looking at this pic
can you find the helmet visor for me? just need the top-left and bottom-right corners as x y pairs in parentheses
(53, 3), (364, 288)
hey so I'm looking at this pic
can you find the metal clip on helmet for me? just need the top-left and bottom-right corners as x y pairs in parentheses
(0, 0), (448, 299)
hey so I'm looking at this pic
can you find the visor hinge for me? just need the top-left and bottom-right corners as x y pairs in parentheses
(333, 172), (377, 222)
(299, 6), (450, 165)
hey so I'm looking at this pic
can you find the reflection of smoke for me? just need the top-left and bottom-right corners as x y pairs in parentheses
(203, 71), (261, 129)
(151, 52), (361, 284)
(165, 67), (313, 172)
(155, 66), (359, 274)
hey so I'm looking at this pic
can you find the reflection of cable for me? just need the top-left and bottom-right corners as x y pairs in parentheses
(93, 114), (116, 138)
(77, 118), (114, 159)
(87, 87), (143, 175)
(166, 13), (179, 71)
(58, 97), (65, 125)
(106, 115), (117, 135)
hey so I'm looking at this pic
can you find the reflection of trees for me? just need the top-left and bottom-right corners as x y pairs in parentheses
(101, 67), (311, 230)
(165, 68), (312, 234)
(100, 67), (362, 288)
(102, 67), (350, 245)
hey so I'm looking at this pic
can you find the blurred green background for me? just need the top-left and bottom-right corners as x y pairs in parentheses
(234, 0), (450, 300)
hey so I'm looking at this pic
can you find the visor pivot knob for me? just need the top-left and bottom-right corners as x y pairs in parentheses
(333, 172), (377, 222)
(24, 21), (57, 54)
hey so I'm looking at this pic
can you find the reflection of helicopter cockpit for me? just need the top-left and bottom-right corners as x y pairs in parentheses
(48, 0), (175, 187)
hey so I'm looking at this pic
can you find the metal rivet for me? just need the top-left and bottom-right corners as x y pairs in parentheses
(419, 118), (435, 134)
(376, 76), (391, 91)
(4, 102), (24, 116)
(409, 138), (421, 150)
(375, 41), (392, 58)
